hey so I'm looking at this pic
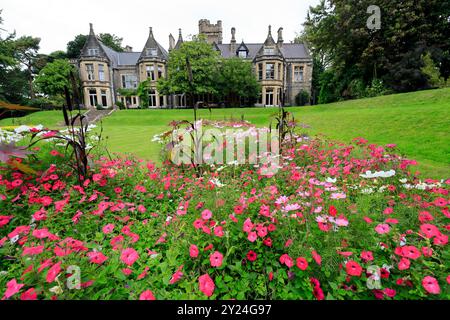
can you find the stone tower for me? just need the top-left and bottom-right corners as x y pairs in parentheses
(198, 19), (223, 44)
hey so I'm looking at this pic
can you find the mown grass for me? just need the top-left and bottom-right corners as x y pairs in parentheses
(1, 88), (449, 178)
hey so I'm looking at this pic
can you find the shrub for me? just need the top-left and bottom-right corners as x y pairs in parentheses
(295, 90), (310, 106)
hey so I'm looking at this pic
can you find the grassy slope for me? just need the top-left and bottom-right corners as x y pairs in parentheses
(1, 88), (449, 178)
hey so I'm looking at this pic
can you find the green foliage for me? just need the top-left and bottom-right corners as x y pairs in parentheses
(216, 58), (261, 106)
(137, 79), (150, 108)
(303, 0), (450, 100)
(421, 52), (448, 88)
(67, 35), (88, 59)
(117, 88), (137, 97)
(35, 59), (77, 97)
(157, 35), (220, 97)
(295, 90), (310, 106)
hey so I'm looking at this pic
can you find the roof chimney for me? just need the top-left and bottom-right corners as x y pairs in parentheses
(169, 33), (175, 51)
(277, 27), (284, 47)
(230, 27), (237, 53)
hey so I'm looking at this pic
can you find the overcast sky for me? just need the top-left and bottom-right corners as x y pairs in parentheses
(1, 0), (320, 54)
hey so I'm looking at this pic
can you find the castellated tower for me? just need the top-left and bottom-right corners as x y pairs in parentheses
(198, 19), (223, 44)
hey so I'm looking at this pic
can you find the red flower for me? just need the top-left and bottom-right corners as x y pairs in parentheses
(328, 205), (337, 217)
(361, 251), (374, 262)
(246, 250), (257, 262)
(121, 248), (139, 266)
(234, 205), (244, 215)
(345, 260), (362, 277)
(209, 251), (223, 267)
(46, 261), (62, 283)
(139, 290), (156, 300)
(422, 276), (440, 294)
(263, 237), (273, 247)
(401, 246), (421, 260)
(87, 251), (108, 265)
(296, 257), (308, 270)
(199, 274), (215, 297)
(420, 224), (440, 238)
(20, 288), (37, 300)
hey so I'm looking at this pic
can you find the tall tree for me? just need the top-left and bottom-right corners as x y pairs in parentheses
(157, 35), (220, 106)
(216, 58), (260, 107)
(302, 0), (450, 101)
(13, 36), (41, 99)
(35, 59), (76, 98)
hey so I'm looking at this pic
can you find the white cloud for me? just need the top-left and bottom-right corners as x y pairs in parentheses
(1, 0), (320, 54)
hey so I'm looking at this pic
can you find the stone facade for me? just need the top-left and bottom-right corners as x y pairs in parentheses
(78, 20), (312, 109)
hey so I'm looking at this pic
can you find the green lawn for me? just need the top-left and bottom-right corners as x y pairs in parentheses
(1, 88), (449, 178)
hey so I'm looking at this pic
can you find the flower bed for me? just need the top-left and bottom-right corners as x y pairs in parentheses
(0, 134), (448, 300)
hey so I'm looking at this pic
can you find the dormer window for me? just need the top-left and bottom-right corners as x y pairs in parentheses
(88, 48), (99, 56)
(264, 47), (275, 55)
(146, 48), (158, 56)
(238, 50), (247, 58)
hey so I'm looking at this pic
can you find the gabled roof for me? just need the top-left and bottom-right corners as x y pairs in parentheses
(80, 23), (109, 59)
(139, 27), (168, 61)
(174, 28), (184, 50)
(237, 41), (249, 53)
(255, 26), (283, 59)
(216, 43), (262, 59)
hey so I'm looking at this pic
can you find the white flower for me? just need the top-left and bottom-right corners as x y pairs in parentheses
(14, 125), (31, 133)
(325, 177), (337, 183)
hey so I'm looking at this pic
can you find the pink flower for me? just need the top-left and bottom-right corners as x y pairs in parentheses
(139, 290), (156, 300)
(375, 223), (390, 234)
(102, 223), (115, 234)
(214, 226), (224, 237)
(243, 218), (253, 233)
(121, 248), (139, 266)
(345, 260), (362, 277)
(199, 274), (215, 297)
(209, 251), (224, 268)
(433, 233), (448, 245)
(398, 258), (410, 270)
(169, 266), (184, 284)
(87, 251), (108, 265)
(312, 250), (322, 265)
(3, 279), (24, 299)
(280, 254), (294, 268)
(422, 276), (440, 294)
(46, 261), (62, 283)
(361, 251), (374, 262)
(22, 245), (44, 256)
(401, 246), (421, 260)
(0, 216), (13, 228)
(296, 257), (308, 270)
(189, 244), (199, 258)
(247, 231), (257, 242)
(201, 209), (212, 220)
(422, 247), (433, 257)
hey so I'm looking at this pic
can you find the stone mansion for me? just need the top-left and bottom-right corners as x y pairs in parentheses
(77, 19), (313, 109)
